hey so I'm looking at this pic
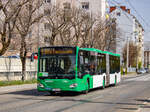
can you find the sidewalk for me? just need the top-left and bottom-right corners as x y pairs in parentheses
(121, 73), (138, 79)
(0, 84), (36, 94)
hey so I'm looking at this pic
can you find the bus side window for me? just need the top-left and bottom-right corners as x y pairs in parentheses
(89, 55), (96, 75)
(78, 51), (85, 78)
(97, 56), (101, 74)
(97, 53), (106, 74)
(79, 55), (84, 73)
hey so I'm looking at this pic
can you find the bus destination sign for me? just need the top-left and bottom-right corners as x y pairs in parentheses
(40, 47), (75, 56)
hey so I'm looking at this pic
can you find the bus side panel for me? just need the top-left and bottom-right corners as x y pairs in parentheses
(92, 75), (104, 88)
(76, 74), (92, 91)
(116, 72), (121, 83)
(109, 74), (116, 85)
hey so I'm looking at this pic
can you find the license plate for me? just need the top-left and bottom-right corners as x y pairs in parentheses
(53, 88), (61, 91)
(45, 88), (52, 90)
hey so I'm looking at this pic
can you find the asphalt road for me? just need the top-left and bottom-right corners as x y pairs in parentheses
(0, 74), (150, 112)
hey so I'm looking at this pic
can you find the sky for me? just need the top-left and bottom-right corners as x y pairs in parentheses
(107, 0), (150, 41)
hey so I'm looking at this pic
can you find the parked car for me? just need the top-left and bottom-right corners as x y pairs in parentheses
(137, 68), (146, 74)
(144, 68), (149, 73)
(7, 55), (20, 58)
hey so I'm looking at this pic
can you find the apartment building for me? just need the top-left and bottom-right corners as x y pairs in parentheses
(44, 0), (107, 17)
(38, 0), (107, 46)
(144, 41), (150, 68)
(133, 16), (144, 67)
(110, 6), (144, 68)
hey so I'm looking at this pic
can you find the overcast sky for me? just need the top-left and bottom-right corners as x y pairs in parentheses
(108, 0), (150, 41)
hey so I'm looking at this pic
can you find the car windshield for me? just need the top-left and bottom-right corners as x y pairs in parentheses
(39, 55), (76, 75)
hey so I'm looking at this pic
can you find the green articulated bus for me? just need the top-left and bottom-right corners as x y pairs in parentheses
(37, 46), (121, 94)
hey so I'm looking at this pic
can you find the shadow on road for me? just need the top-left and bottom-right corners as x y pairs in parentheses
(5, 89), (81, 97)
(136, 99), (150, 103)
(6, 89), (47, 96)
(135, 99), (150, 108)
(117, 107), (138, 111)
(3, 84), (117, 97)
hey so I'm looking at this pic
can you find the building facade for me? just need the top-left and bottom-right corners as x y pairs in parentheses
(144, 41), (150, 68)
(38, 0), (108, 47)
(110, 6), (144, 68)
(46, 0), (107, 18)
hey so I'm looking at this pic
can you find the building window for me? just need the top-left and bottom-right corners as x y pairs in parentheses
(44, 23), (50, 30)
(44, 9), (50, 15)
(45, 0), (51, 3)
(117, 12), (121, 16)
(63, 2), (71, 9)
(81, 2), (89, 10)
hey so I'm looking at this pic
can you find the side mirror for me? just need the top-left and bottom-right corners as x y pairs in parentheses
(78, 72), (82, 79)
(30, 53), (34, 62)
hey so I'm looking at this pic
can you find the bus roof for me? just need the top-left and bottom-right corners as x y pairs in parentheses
(39, 46), (120, 57)
(79, 47), (120, 57)
(39, 46), (76, 49)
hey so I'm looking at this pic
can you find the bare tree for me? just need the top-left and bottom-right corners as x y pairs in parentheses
(92, 19), (107, 50)
(43, 5), (121, 51)
(123, 41), (138, 67)
(0, 0), (28, 55)
(15, 0), (44, 81)
(44, 5), (68, 46)
(93, 18), (121, 51)
(79, 12), (95, 48)
(105, 18), (117, 51)
(59, 8), (95, 47)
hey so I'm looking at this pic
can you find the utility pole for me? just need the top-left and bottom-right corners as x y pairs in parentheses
(90, 11), (93, 48)
(37, 0), (40, 50)
(126, 37), (129, 72)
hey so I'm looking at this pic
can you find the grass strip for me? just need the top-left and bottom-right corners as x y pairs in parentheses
(0, 79), (37, 87)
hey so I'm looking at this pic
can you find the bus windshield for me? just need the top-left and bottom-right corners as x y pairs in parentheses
(39, 55), (76, 78)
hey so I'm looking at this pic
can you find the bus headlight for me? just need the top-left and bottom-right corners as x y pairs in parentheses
(38, 83), (44, 88)
(70, 83), (78, 88)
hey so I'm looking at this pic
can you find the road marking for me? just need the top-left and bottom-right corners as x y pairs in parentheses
(125, 75), (150, 82)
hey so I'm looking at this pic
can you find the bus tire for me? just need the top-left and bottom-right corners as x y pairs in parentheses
(83, 79), (89, 94)
(102, 77), (105, 89)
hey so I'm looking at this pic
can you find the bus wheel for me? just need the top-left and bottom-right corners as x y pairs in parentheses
(102, 78), (105, 89)
(83, 79), (89, 94)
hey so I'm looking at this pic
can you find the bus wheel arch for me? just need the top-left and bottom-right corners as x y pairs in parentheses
(83, 78), (90, 94)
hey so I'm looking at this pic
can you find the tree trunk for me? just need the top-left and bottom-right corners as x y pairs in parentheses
(20, 36), (27, 81)
(0, 34), (11, 56)
(21, 57), (26, 81)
